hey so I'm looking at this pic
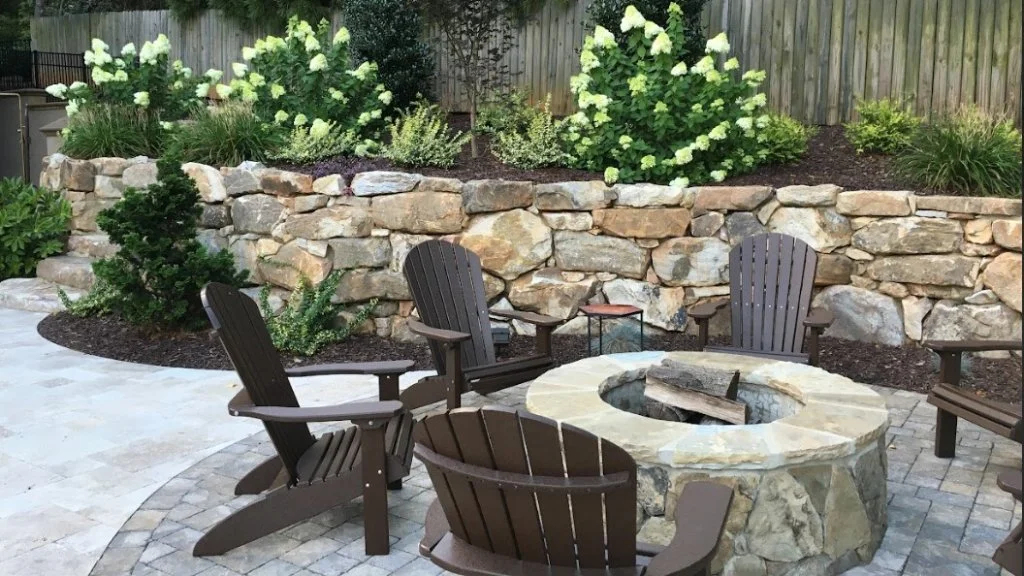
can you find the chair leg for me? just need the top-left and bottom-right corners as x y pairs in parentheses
(935, 408), (958, 458)
(807, 327), (822, 366)
(234, 456), (284, 495)
(697, 319), (709, 350)
(388, 479), (403, 490)
(359, 423), (390, 555)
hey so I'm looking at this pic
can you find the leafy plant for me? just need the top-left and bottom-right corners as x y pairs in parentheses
(261, 270), (377, 356)
(170, 103), (286, 166)
(760, 113), (817, 164)
(493, 95), (568, 169)
(271, 118), (369, 163)
(345, 0), (435, 109)
(844, 98), (920, 154)
(168, 0), (334, 27)
(60, 103), (165, 159)
(0, 178), (70, 280)
(564, 3), (769, 186)
(227, 17), (389, 155)
(587, 0), (708, 58)
(381, 103), (470, 168)
(69, 152), (247, 330)
(475, 89), (536, 135)
(894, 106), (1023, 197)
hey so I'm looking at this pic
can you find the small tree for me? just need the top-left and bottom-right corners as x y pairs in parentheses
(68, 152), (247, 330)
(411, 0), (551, 157)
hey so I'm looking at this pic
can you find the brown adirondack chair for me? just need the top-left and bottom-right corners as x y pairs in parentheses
(414, 407), (734, 576)
(401, 240), (564, 409)
(925, 340), (1023, 458)
(994, 468), (1022, 576)
(195, 283), (416, 557)
(689, 233), (834, 366)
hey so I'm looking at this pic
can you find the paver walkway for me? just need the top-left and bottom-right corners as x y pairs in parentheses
(0, 309), (430, 576)
(94, 379), (1022, 576)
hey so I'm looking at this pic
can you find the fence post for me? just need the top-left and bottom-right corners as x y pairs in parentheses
(32, 50), (39, 88)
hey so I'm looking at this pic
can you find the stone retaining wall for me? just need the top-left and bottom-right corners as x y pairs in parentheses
(41, 154), (1023, 348)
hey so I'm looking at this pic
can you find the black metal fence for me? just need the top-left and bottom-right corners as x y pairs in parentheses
(0, 39), (86, 92)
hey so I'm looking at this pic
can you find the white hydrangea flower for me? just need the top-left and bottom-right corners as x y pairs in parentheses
(756, 114), (770, 128)
(695, 135), (711, 150)
(215, 84), (233, 99)
(710, 170), (727, 182)
(242, 47), (257, 61)
(619, 135), (633, 149)
(113, 57), (125, 69)
(570, 73), (591, 94)
(669, 177), (689, 191)
(254, 39), (267, 54)
(205, 69), (223, 82)
(708, 122), (729, 140)
(138, 41), (157, 65)
(347, 61), (374, 80)
(620, 5), (646, 32)
(309, 53), (328, 72)
(640, 155), (656, 170)
(378, 91), (393, 105)
(241, 88), (258, 103)
(232, 62), (248, 77)
(655, 101), (668, 113)
(651, 32), (672, 55)
(370, 109), (382, 119)
(91, 38), (109, 53)
(704, 69), (723, 84)
(133, 91), (150, 108)
(160, 121), (173, 130)
(705, 32), (730, 54)
(591, 94), (611, 110)
(91, 67), (114, 85)
(69, 81), (86, 91)
(329, 88), (345, 101)
(264, 36), (286, 52)
(83, 50), (95, 66)
(628, 74), (647, 95)
(246, 72), (264, 87)
(153, 34), (170, 55)
(271, 84), (286, 99)
(66, 100), (80, 117)
(294, 113), (308, 126)
(736, 117), (754, 130)
(742, 69), (767, 87)
(569, 111), (589, 125)
(357, 112), (371, 125)
(691, 103), (703, 113)
(691, 55), (714, 75)
(580, 50), (600, 73)
(195, 83), (209, 98)
(670, 61), (688, 76)
(45, 83), (68, 99)
(120, 42), (136, 57)
(751, 93), (768, 107)
(304, 35), (321, 52)
(310, 118), (331, 139)
(711, 98), (724, 108)
(171, 78), (181, 89)
(333, 27), (350, 44)
(644, 21), (665, 39)
(604, 167), (620, 184)
(592, 26), (617, 49)
(724, 57), (740, 71)
(674, 146), (693, 164)
(593, 111), (611, 125)
(274, 110), (289, 123)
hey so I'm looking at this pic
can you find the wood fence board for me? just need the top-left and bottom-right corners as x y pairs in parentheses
(917, 0), (938, 117)
(891, 0), (911, 100)
(878, 0), (897, 98)
(827, 0), (845, 123)
(1006, 0), (1022, 120)
(946, 0), (966, 110)
(960, 0), (979, 108)
(904, 0), (924, 105)
(931, 0), (951, 115)
(990, 0), (1011, 116)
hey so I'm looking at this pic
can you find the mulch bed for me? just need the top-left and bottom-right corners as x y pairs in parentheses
(277, 116), (942, 194)
(38, 312), (1021, 404)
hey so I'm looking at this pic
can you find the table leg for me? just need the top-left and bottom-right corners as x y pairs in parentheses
(639, 312), (644, 351)
(598, 317), (604, 355)
(586, 315), (592, 356)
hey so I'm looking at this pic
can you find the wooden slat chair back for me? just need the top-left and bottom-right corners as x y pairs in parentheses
(728, 233), (817, 357)
(404, 240), (496, 373)
(202, 282), (314, 480)
(415, 407), (639, 570)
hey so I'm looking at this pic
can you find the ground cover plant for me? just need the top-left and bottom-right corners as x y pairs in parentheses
(170, 103), (286, 166)
(894, 106), (1023, 198)
(0, 178), (70, 280)
(760, 113), (817, 165)
(844, 97), (920, 154)
(564, 3), (770, 186)
(492, 95), (568, 169)
(381, 102), (471, 168)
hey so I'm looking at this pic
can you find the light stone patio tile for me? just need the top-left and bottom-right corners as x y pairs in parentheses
(390, 557), (446, 576)
(140, 541), (177, 564)
(873, 548), (910, 572)
(148, 549), (216, 576)
(365, 548), (416, 571)
(969, 505), (1013, 530)
(307, 553), (360, 576)
(959, 523), (1012, 557)
(278, 537), (344, 567)
(339, 565), (390, 576)
(209, 533), (303, 573)
(925, 505), (971, 528)
(248, 559), (302, 576)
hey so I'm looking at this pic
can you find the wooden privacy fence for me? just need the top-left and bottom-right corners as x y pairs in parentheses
(31, 0), (1022, 124)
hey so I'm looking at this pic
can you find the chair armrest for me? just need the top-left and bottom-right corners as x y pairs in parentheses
(229, 390), (404, 423)
(285, 360), (415, 378)
(689, 300), (728, 321)
(646, 481), (733, 576)
(803, 308), (834, 329)
(489, 309), (563, 327)
(407, 319), (472, 344)
(998, 470), (1022, 501)
(924, 340), (1023, 353)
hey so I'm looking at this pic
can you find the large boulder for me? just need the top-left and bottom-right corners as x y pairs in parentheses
(865, 255), (982, 287)
(351, 171), (421, 197)
(592, 207), (691, 239)
(460, 210), (552, 280)
(122, 160), (158, 189)
(691, 212), (725, 237)
(923, 300), (1023, 342)
(182, 163), (227, 203)
(981, 252), (1022, 312)
(991, 219), (1022, 251)
(768, 207), (851, 253)
(815, 254), (854, 285)
(725, 212), (767, 245)
(371, 192), (464, 234)
(534, 181), (614, 211)
(652, 238), (730, 287)
(776, 184), (841, 207)
(602, 279), (689, 331)
(328, 237), (391, 270)
(259, 169), (312, 196)
(553, 231), (648, 279)
(70, 198), (117, 232)
(258, 241), (331, 290)
(335, 269), (411, 302)
(222, 166), (262, 196)
(851, 217), (962, 254)
(812, 285), (904, 346)
(914, 195), (1022, 216)
(746, 472), (824, 562)
(283, 206), (372, 240)
(902, 296), (933, 341)
(388, 233), (437, 272)
(541, 212), (593, 231)
(507, 269), (598, 319)
(232, 194), (284, 234)
(614, 183), (690, 207)
(835, 191), (913, 216)
(462, 180), (533, 213)
(692, 186), (772, 215)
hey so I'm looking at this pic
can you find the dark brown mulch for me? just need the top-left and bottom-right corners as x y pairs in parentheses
(38, 312), (1021, 404)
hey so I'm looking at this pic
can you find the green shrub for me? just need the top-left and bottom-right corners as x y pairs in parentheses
(588, 0), (708, 58)
(227, 17), (389, 155)
(345, 0), (435, 109)
(0, 178), (71, 280)
(760, 113), (817, 164)
(271, 119), (370, 163)
(475, 89), (535, 136)
(493, 96), (568, 169)
(844, 98), (920, 154)
(170, 104), (286, 166)
(565, 3), (769, 186)
(67, 152), (247, 330)
(894, 106), (1022, 197)
(381, 103), (470, 168)
(261, 270), (377, 356)
(61, 104), (164, 159)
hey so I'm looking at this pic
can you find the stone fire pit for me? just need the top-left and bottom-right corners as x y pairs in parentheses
(526, 351), (889, 576)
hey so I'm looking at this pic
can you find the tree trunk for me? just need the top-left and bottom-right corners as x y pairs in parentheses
(34, 0), (44, 18)
(469, 94), (479, 158)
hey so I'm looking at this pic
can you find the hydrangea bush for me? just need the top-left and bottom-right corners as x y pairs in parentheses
(564, 3), (771, 187)
(225, 17), (390, 156)
(46, 35), (206, 124)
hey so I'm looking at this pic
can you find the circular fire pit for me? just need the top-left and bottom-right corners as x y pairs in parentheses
(526, 351), (889, 576)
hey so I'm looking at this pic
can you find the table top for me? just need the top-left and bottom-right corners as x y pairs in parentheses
(579, 304), (643, 318)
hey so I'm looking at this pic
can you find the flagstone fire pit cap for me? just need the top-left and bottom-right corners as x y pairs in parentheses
(525, 351), (889, 471)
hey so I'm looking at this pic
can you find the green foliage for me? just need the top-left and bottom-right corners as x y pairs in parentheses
(894, 106), (1023, 198)
(565, 3), (769, 186)
(228, 17), (389, 155)
(261, 270), (377, 356)
(167, 0), (333, 27)
(60, 104), (165, 159)
(760, 113), (817, 164)
(170, 104), (286, 166)
(381, 103), (470, 168)
(166, 0), (208, 20)
(844, 98), (921, 154)
(475, 89), (535, 135)
(0, 178), (70, 280)
(77, 152), (247, 330)
(271, 119), (365, 163)
(492, 96), (568, 169)
(0, 0), (31, 41)
(345, 0), (434, 109)
(587, 0), (708, 58)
